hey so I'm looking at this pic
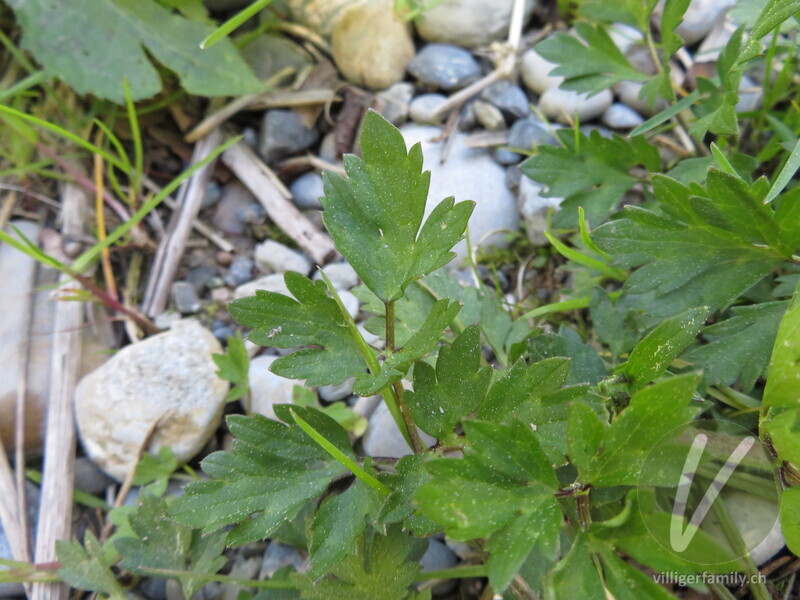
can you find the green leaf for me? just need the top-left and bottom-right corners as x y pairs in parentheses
(762, 408), (800, 465)
(292, 525), (425, 600)
(181, 530), (229, 599)
(5, 0), (262, 102)
(229, 272), (366, 387)
(578, 0), (658, 30)
(201, 0), (273, 48)
(309, 480), (383, 577)
(521, 129), (660, 227)
(377, 454), (431, 527)
(353, 298), (461, 396)
(599, 549), (677, 600)
(535, 22), (648, 96)
(739, 0), (800, 63)
(406, 326), (492, 438)
(762, 279), (800, 410)
(168, 414), (347, 545)
(567, 402), (606, 476)
(56, 532), (126, 599)
(213, 332), (251, 402)
(765, 137), (800, 204)
(681, 301), (788, 391)
(547, 534), (604, 600)
(416, 420), (561, 591)
(593, 172), (789, 318)
(780, 487), (800, 555)
(623, 306), (709, 388)
(132, 446), (179, 496)
(523, 326), (607, 386)
(586, 374), (701, 486)
(321, 110), (474, 303)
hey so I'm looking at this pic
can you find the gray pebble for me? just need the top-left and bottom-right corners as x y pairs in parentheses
(254, 240), (311, 275)
(421, 538), (459, 596)
(407, 43), (481, 90)
(493, 147), (521, 165)
(480, 80), (530, 119)
(290, 172), (324, 210)
(211, 322), (237, 344)
(409, 94), (447, 124)
(74, 456), (114, 495)
(260, 542), (307, 579)
(602, 103), (645, 129)
(185, 266), (219, 294)
(518, 177), (563, 246)
(212, 182), (258, 236)
(234, 201), (265, 225)
(200, 180), (222, 210)
(224, 254), (254, 287)
(259, 109), (319, 163)
(508, 116), (555, 151)
(376, 82), (415, 125)
(172, 281), (201, 314)
(319, 378), (355, 402)
(361, 401), (436, 458)
(234, 273), (290, 300)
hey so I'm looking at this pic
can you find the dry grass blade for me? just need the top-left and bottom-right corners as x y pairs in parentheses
(31, 182), (87, 600)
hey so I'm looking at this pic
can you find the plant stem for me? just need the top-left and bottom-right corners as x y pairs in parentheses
(385, 301), (425, 453)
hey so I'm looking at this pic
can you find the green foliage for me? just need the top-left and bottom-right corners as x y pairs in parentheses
(5, 0), (262, 102)
(213, 332), (251, 402)
(57, 533), (126, 600)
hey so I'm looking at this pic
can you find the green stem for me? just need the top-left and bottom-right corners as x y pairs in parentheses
(416, 564), (488, 581)
(318, 269), (414, 449)
(386, 300), (425, 454)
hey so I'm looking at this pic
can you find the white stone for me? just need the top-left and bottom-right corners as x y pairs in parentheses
(290, 172), (324, 210)
(319, 378), (355, 402)
(315, 262), (359, 290)
(520, 47), (563, 95)
(674, 0), (736, 45)
(75, 320), (227, 481)
(608, 22), (644, 54)
(234, 273), (291, 300)
(247, 355), (298, 420)
(602, 103), (645, 129)
(255, 240), (312, 275)
(400, 124), (520, 258)
(361, 401), (436, 457)
(338, 289), (360, 319)
(538, 87), (613, 124)
(377, 82), (415, 125)
(409, 93), (447, 124)
(518, 177), (563, 246)
(615, 80), (669, 117)
(416, 0), (536, 49)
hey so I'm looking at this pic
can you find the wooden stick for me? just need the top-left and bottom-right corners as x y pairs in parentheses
(32, 183), (87, 600)
(221, 140), (336, 264)
(142, 129), (224, 318)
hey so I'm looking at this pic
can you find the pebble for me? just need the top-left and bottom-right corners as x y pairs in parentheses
(421, 538), (459, 596)
(332, 0), (415, 89)
(200, 180), (222, 209)
(608, 22), (644, 54)
(472, 100), (506, 131)
(211, 321), (237, 344)
(602, 103), (645, 129)
(234, 273), (291, 300)
(508, 116), (556, 151)
(290, 171), (325, 210)
(185, 266), (219, 294)
(615, 80), (668, 117)
(675, 0), (736, 45)
(259, 109), (319, 164)
(400, 124), (519, 257)
(376, 82), (415, 125)
(260, 541), (308, 579)
(172, 281), (202, 314)
(318, 132), (338, 164)
(224, 254), (255, 287)
(74, 320), (228, 481)
(480, 80), (529, 119)
(493, 148), (521, 165)
(518, 177), (563, 246)
(409, 93), (447, 124)
(212, 182), (259, 236)
(74, 456), (115, 495)
(255, 240), (312, 275)
(234, 201), (266, 225)
(538, 87), (613, 124)
(738, 75), (762, 113)
(319, 378), (355, 402)
(520, 47), (563, 94)
(361, 401), (436, 457)
(314, 262), (359, 290)
(248, 355), (298, 420)
(416, 0), (537, 49)
(407, 44), (481, 90)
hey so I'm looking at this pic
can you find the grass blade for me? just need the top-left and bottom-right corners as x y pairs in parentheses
(764, 137), (800, 204)
(289, 408), (393, 497)
(630, 89), (700, 137)
(545, 231), (627, 281)
(201, 0), (274, 49)
(710, 142), (741, 178)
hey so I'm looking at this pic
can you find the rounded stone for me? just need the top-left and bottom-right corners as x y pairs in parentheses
(473, 100), (506, 131)
(602, 103), (645, 129)
(538, 87), (613, 124)
(254, 240), (312, 275)
(248, 355), (297, 420)
(520, 47), (564, 94)
(332, 0), (415, 90)
(409, 94), (448, 124)
(290, 172), (324, 210)
(407, 44), (481, 90)
(75, 320), (228, 481)
(416, 0), (537, 49)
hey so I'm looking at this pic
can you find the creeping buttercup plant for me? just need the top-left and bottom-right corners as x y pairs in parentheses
(50, 2), (800, 598)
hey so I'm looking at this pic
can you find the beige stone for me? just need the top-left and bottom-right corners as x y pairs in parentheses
(75, 320), (228, 481)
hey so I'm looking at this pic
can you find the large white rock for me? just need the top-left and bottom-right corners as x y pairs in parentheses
(361, 401), (436, 458)
(255, 240), (312, 275)
(247, 355), (298, 420)
(75, 320), (227, 481)
(416, 0), (537, 49)
(399, 124), (519, 258)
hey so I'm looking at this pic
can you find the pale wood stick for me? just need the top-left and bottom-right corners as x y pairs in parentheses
(221, 141), (336, 264)
(142, 129), (224, 318)
(32, 182), (87, 600)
